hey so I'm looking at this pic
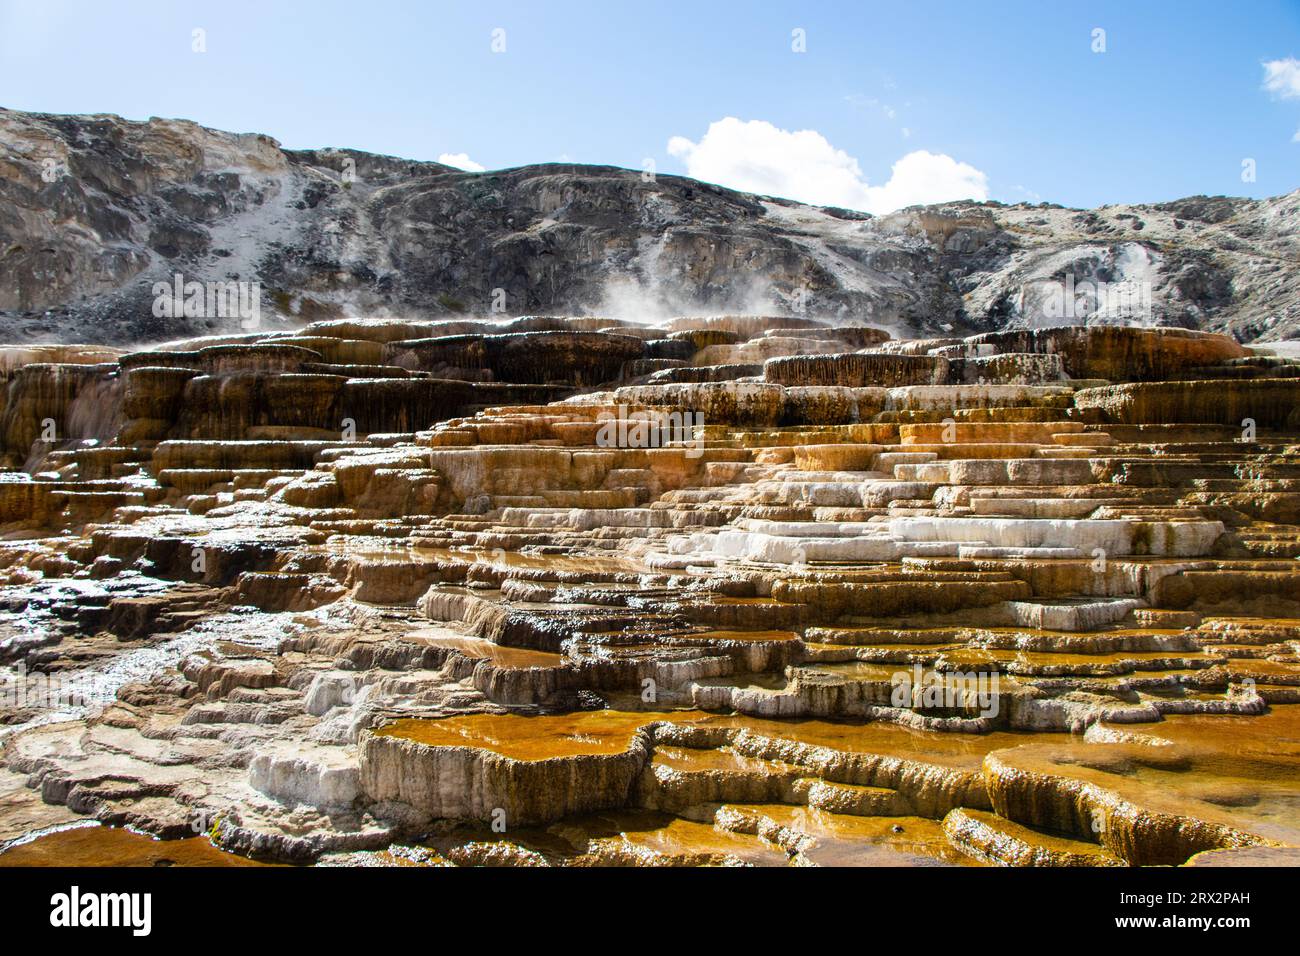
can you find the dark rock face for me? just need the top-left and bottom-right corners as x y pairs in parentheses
(385, 330), (647, 385)
(1074, 379), (1300, 427)
(3, 108), (1298, 347)
(765, 352), (950, 387)
(957, 326), (1247, 381)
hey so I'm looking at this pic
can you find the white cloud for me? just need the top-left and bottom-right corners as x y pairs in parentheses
(666, 117), (987, 214)
(1294, 128), (1300, 143)
(437, 152), (485, 172)
(1263, 58), (1300, 99)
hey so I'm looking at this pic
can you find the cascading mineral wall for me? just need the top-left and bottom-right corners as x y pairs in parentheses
(2, 318), (1299, 868)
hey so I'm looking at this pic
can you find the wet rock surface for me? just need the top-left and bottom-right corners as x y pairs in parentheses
(2, 318), (1300, 868)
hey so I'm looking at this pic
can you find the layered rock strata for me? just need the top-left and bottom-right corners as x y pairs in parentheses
(1, 318), (1299, 867)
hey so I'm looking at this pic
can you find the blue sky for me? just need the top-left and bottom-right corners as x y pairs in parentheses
(2, 0), (1298, 210)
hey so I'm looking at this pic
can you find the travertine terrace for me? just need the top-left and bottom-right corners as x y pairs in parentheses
(2, 317), (1299, 867)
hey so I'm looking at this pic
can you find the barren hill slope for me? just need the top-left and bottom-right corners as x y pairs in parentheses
(2, 107), (1296, 345)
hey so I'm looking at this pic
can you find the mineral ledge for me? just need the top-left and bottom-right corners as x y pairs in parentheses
(1, 317), (1298, 868)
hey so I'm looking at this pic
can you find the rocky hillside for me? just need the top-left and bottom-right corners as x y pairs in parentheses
(2, 107), (1297, 346)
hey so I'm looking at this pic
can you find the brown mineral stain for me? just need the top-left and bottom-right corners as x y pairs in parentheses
(581, 811), (792, 866)
(652, 744), (803, 776)
(422, 809), (792, 866)
(374, 709), (715, 760)
(416, 633), (565, 668)
(1154, 702), (1300, 756)
(0, 824), (272, 867)
(991, 706), (1300, 853)
(701, 714), (1074, 769)
(723, 804), (978, 867)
